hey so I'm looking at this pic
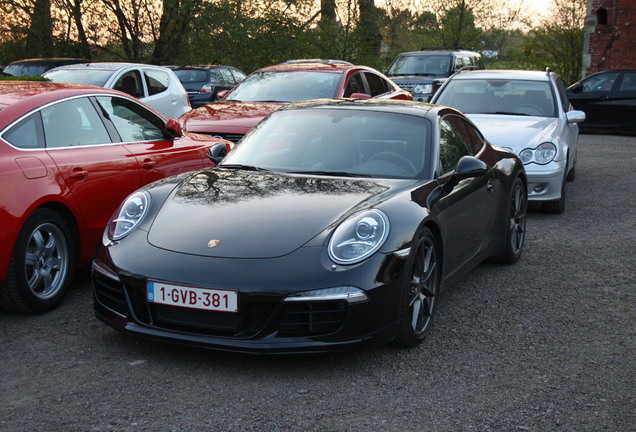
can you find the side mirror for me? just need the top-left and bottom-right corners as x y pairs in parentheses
(453, 156), (488, 180)
(349, 92), (371, 99)
(569, 83), (584, 93)
(207, 142), (231, 165)
(216, 90), (230, 100)
(164, 118), (184, 138)
(566, 110), (586, 124)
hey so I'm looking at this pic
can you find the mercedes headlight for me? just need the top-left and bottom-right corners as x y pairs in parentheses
(328, 209), (390, 265)
(519, 142), (557, 165)
(107, 191), (150, 240)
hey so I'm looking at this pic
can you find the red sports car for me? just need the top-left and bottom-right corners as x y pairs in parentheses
(179, 60), (413, 143)
(0, 81), (226, 313)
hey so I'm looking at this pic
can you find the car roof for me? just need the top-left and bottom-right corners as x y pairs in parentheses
(448, 69), (552, 81)
(254, 61), (364, 74)
(6, 57), (89, 66)
(0, 81), (130, 122)
(398, 49), (480, 56)
(45, 62), (166, 72)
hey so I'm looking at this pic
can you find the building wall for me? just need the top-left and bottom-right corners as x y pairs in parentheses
(583, 0), (636, 77)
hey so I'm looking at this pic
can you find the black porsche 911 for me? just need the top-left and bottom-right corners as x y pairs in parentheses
(93, 98), (527, 354)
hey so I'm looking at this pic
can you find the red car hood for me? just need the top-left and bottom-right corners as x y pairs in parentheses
(179, 101), (283, 135)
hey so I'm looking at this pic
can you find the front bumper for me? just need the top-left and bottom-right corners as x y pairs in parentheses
(92, 239), (405, 354)
(525, 160), (566, 202)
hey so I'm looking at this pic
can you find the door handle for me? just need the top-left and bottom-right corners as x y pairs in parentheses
(487, 179), (494, 192)
(69, 169), (88, 179)
(141, 159), (156, 169)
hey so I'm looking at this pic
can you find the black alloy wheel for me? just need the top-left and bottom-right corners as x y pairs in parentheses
(493, 177), (527, 264)
(394, 227), (440, 347)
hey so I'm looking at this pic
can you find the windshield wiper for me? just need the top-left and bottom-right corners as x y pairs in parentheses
(288, 170), (370, 178)
(492, 111), (531, 116)
(220, 164), (270, 172)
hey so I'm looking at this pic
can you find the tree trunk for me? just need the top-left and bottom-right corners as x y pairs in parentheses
(25, 0), (53, 57)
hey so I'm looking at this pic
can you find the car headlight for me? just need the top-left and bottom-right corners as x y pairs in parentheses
(328, 209), (390, 265)
(107, 191), (150, 240)
(519, 142), (557, 165)
(413, 84), (433, 94)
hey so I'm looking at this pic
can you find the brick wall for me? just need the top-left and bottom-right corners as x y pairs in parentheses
(583, 0), (636, 76)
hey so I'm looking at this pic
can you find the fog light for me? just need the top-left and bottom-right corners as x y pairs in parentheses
(534, 185), (545, 193)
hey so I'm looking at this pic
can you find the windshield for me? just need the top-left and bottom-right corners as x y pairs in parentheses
(221, 107), (432, 179)
(435, 79), (557, 117)
(44, 69), (114, 87)
(387, 55), (451, 76)
(225, 71), (341, 103)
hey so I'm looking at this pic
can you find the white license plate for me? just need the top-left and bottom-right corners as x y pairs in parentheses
(147, 281), (238, 312)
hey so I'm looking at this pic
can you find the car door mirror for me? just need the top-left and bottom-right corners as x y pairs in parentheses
(453, 156), (487, 180)
(164, 118), (184, 138)
(566, 110), (586, 124)
(216, 90), (230, 100)
(208, 142), (230, 165)
(569, 83), (584, 93)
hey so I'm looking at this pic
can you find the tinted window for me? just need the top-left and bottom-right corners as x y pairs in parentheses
(619, 72), (636, 91)
(439, 116), (470, 174)
(344, 73), (366, 97)
(144, 69), (169, 96)
(42, 98), (111, 148)
(113, 71), (143, 98)
(365, 72), (390, 96)
(174, 69), (209, 83)
(96, 96), (165, 142)
(581, 72), (619, 92)
(3, 113), (44, 148)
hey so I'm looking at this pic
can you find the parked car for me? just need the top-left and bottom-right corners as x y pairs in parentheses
(431, 69), (585, 214)
(43, 62), (191, 119)
(0, 81), (226, 313)
(93, 98), (527, 354)
(3, 58), (90, 77)
(386, 49), (482, 102)
(179, 60), (412, 143)
(566, 69), (636, 133)
(173, 65), (246, 108)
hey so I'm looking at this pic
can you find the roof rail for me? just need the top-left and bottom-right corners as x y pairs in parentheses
(420, 47), (475, 51)
(280, 59), (353, 65)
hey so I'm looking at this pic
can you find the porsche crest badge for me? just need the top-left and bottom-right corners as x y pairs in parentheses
(207, 239), (220, 248)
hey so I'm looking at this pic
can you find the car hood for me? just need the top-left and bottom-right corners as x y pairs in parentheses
(179, 101), (283, 135)
(467, 114), (559, 151)
(147, 168), (395, 259)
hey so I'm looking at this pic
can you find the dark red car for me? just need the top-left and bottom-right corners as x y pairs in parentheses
(0, 81), (226, 313)
(179, 60), (413, 142)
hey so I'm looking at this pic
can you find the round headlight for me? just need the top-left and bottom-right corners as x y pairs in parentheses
(519, 149), (533, 164)
(108, 191), (150, 240)
(534, 142), (557, 164)
(328, 209), (390, 265)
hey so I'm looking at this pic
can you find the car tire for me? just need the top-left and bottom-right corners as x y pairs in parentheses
(394, 227), (440, 347)
(0, 209), (75, 313)
(491, 177), (527, 264)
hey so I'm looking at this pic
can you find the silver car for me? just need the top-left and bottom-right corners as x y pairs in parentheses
(431, 69), (585, 213)
(44, 62), (191, 119)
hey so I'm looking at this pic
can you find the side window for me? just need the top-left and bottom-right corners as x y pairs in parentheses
(96, 96), (165, 142)
(114, 71), (143, 98)
(460, 119), (485, 154)
(143, 69), (170, 96)
(2, 113), (44, 149)
(619, 72), (636, 91)
(581, 72), (618, 92)
(343, 73), (366, 97)
(364, 72), (390, 96)
(42, 98), (111, 148)
(453, 56), (463, 70)
(231, 69), (246, 84)
(217, 69), (234, 84)
(439, 115), (470, 174)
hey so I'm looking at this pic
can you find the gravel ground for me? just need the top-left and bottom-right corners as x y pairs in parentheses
(1, 133), (634, 432)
